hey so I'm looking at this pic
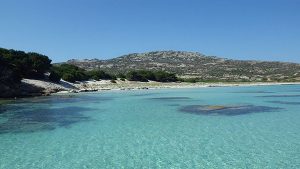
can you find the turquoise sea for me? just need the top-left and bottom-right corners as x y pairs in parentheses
(0, 85), (300, 168)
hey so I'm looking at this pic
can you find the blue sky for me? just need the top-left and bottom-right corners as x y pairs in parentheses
(0, 0), (299, 63)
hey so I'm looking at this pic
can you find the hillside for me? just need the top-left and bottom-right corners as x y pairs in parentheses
(64, 51), (300, 82)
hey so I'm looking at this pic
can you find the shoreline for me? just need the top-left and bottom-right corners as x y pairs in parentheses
(1, 79), (300, 99)
(57, 80), (300, 93)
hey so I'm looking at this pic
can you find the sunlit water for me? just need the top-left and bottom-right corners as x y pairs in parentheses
(1, 85), (300, 168)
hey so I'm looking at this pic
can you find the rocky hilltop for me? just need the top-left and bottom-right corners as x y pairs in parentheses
(64, 51), (300, 82)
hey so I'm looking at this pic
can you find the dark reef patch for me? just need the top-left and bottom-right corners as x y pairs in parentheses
(257, 94), (300, 98)
(150, 97), (191, 101)
(0, 106), (93, 134)
(267, 101), (300, 105)
(0, 94), (112, 134)
(179, 105), (282, 116)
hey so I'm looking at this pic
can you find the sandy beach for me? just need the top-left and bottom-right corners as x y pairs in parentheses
(21, 79), (300, 95)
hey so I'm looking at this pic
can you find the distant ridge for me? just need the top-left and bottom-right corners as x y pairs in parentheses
(62, 51), (300, 81)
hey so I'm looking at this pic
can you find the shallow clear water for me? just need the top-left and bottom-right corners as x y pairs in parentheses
(1, 85), (300, 168)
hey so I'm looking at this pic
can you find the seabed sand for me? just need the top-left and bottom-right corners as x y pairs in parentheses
(22, 79), (300, 95)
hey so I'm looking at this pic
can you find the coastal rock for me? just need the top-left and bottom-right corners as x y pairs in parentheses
(0, 83), (19, 98)
(0, 79), (77, 98)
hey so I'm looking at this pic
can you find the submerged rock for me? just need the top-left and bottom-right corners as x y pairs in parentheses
(0, 106), (93, 134)
(199, 105), (228, 111)
(179, 104), (282, 116)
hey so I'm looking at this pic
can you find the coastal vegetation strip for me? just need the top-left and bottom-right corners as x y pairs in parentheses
(1, 47), (300, 98)
(50, 64), (178, 83)
(0, 47), (177, 98)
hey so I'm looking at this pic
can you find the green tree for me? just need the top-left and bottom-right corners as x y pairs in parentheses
(153, 71), (177, 82)
(0, 47), (51, 79)
(49, 70), (61, 83)
(51, 64), (89, 82)
(62, 73), (76, 83)
(126, 71), (148, 82)
(28, 52), (52, 78)
(87, 70), (115, 80)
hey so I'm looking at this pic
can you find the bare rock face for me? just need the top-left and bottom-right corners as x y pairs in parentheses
(0, 82), (42, 98)
(19, 82), (45, 97)
(62, 50), (300, 82)
(0, 83), (20, 98)
(0, 79), (72, 98)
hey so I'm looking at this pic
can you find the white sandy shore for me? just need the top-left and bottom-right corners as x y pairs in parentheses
(22, 78), (300, 95)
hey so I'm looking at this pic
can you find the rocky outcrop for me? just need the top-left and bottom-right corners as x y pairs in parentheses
(0, 83), (20, 98)
(0, 82), (44, 98)
(0, 79), (74, 98)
